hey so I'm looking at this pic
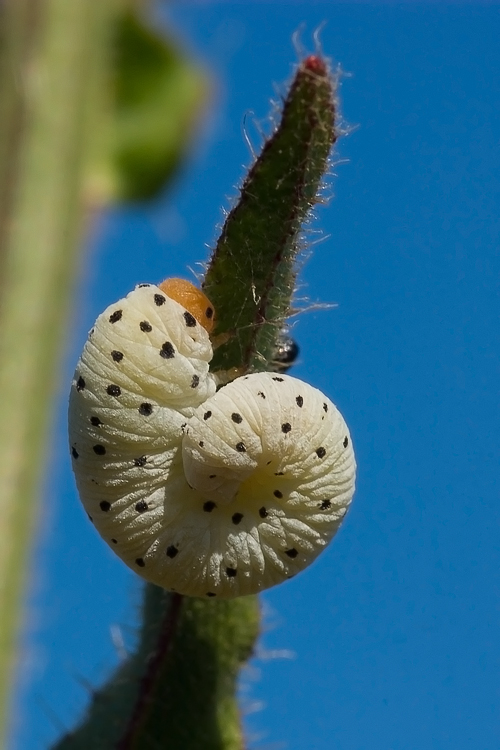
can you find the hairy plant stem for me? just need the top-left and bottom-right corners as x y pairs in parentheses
(52, 54), (337, 750)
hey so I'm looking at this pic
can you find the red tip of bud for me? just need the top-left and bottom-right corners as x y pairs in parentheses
(303, 55), (327, 75)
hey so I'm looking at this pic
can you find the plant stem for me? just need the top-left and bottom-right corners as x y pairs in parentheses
(51, 53), (338, 750)
(0, 0), (116, 739)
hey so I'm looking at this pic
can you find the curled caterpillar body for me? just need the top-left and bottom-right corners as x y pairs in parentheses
(68, 282), (356, 598)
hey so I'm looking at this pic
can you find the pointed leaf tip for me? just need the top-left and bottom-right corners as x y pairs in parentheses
(303, 55), (327, 75)
(204, 52), (336, 375)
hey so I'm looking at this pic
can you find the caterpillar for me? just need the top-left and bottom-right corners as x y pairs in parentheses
(68, 279), (356, 599)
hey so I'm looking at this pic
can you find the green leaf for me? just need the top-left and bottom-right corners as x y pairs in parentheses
(204, 55), (337, 374)
(106, 10), (208, 201)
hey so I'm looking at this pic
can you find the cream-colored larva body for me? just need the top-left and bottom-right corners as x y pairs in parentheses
(68, 282), (356, 598)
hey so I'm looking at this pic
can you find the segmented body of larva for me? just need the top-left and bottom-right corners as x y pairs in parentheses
(68, 281), (356, 598)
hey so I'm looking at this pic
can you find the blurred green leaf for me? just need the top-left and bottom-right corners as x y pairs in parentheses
(106, 10), (208, 201)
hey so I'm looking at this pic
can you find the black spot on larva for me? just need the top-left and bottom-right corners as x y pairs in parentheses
(160, 341), (175, 359)
(99, 501), (111, 512)
(316, 447), (326, 458)
(93, 445), (106, 455)
(154, 293), (166, 306)
(281, 422), (292, 434)
(134, 456), (147, 467)
(166, 545), (179, 558)
(111, 350), (123, 362)
(199, 441), (204, 448)
(106, 384), (121, 397)
(89, 327), (95, 337)
(135, 500), (148, 513)
(320, 499), (332, 510)
(76, 376), (85, 392)
(343, 436), (349, 448)
(206, 306), (214, 319)
(139, 403), (153, 416)
(203, 501), (216, 512)
(111, 538), (117, 544)
(259, 507), (268, 518)
(258, 391), (266, 399)
(109, 310), (122, 323)
(275, 471), (284, 476)
(209, 474), (216, 479)
(285, 548), (298, 558)
(135, 558), (145, 567)
(232, 512), (244, 525)
(184, 311), (197, 327)
(140, 321), (152, 333)
(181, 423), (187, 431)
(272, 377), (284, 382)
(206, 592), (216, 597)
(274, 490), (283, 499)
(71, 447), (79, 459)
(204, 411), (212, 420)
(296, 395), (303, 407)
(90, 416), (102, 427)
(191, 375), (200, 388)
(226, 567), (237, 577)
(231, 413), (243, 424)
(323, 403), (328, 412)
(235, 442), (246, 453)
(137, 283), (151, 288)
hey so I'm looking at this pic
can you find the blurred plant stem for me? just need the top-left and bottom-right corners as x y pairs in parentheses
(0, 0), (207, 742)
(0, 0), (116, 739)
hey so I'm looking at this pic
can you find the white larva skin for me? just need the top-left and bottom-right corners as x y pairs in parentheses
(68, 283), (356, 599)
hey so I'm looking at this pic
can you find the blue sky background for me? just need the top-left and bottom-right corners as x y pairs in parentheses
(11, 4), (500, 749)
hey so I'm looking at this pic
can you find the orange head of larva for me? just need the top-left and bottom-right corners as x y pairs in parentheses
(158, 278), (215, 334)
